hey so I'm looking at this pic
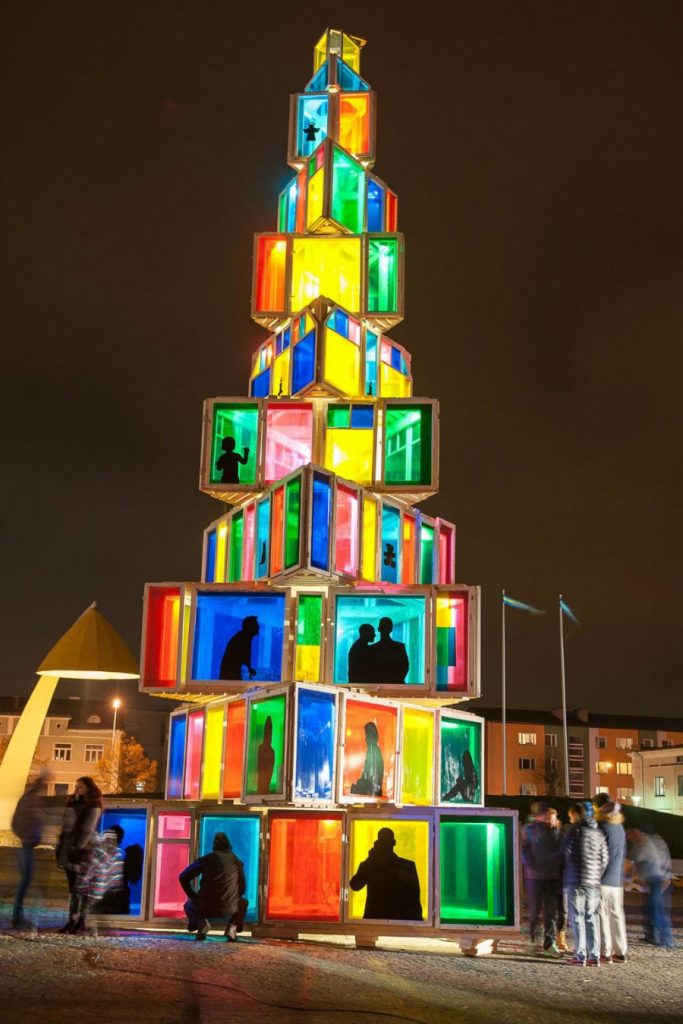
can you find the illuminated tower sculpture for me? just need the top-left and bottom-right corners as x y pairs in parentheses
(139, 31), (519, 939)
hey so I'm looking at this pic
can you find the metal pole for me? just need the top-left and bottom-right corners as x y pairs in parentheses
(501, 590), (507, 796)
(111, 704), (118, 756)
(111, 699), (121, 793)
(559, 595), (570, 797)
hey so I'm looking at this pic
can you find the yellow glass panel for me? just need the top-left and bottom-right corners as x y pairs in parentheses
(436, 598), (456, 629)
(271, 349), (291, 396)
(306, 167), (325, 229)
(324, 328), (361, 395)
(180, 591), (192, 684)
(401, 708), (435, 806)
(314, 32), (328, 71)
(348, 818), (429, 920)
(201, 704), (224, 799)
(215, 523), (228, 583)
(324, 428), (373, 484)
(361, 496), (377, 581)
(295, 644), (320, 682)
(342, 33), (361, 72)
(290, 237), (361, 313)
(380, 362), (411, 398)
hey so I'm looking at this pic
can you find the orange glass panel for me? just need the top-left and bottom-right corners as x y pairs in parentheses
(342, 698), (398, 801)
(223, 700), (246, 798)
(256, 236), (286, 312)
(402, 515), (416, 585)
(266, 813), (343, 921)
(271, 486), (284, 575)
(339, 94), (370, 157)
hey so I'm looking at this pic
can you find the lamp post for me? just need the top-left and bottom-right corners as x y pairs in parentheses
(111, 698), (122, 754)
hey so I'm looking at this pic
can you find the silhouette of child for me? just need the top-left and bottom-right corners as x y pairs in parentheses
(216, 436), (249, 484)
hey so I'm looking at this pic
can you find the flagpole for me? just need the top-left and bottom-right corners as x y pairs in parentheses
(501, 590), (507, 796)
(559, 594), (570, 797)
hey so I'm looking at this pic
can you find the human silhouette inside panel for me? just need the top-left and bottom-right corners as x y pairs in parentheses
(350, 721), (384, 797)
(346, 617), (409, 685)
(256, 715), (276, 793)
(348, 624), (376, 684)
(442, 749), (478, 803)
(349, 827), (423, 920)
(220, 615), (259, 680)
(216, 436), (249, 484)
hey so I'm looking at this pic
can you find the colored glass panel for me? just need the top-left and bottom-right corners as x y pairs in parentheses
(291, 329), (316, 393)
(264, 403), (313, 484)
(210, 403), (258, 486)
(223, 700), (246, 799)
(348, 818), (429, 921)
(401, 708), (435, 805)
(361, 495), (377, 582)
(284, 477), (301, 569)
(290, 237), (361, 312)
(205, 530), (216, 583)
(334, 594), (426, 686)
(306, 62), (328, 93)
(295, 688), (336, 801)
(295, 594), (323, 682)
(331, 147), (364, 233)
(365, 330), (378, 396)
(228, 510), (243, 582)
(255, 236), (286, 311)
(439, 816), (514, 925)
(341, 698), (398, 800)
(296, 95), (329, 158)
(327, 403), (350, 428)
(386, 191), (398, 231)
(100, 809), (147, 915)
(384, 405), (432, 486)
(153, 835), (190, 918)
(201, 704), (224, 800)
(438, 524), (456, 584)
(183, 710), (204, 799)
(339, 93), (370, 156)
(419, 523), (435, 583)
(366, 180), (384, 232)
(266, 813), (342, 921)
(271, 349), (291, 396)
(338, 59), (369, 92)
(335, 484), (359, 576)
(439, 715), (483, 805)
(324, 424), (373, 484)
(250, 367), (271, 397)
(436, 592), (469, 692)
(255, 497), (271, 579)
(324, 328), (361, 394)
(379, 361), (410, 398)
(306, 166), (325, 228)
(271, 486), (284, 576)
(144, 587), (180, 688)
(242, 504), (255, 581)
(368, 237), (398, 312)
(191, 591), (285, 682)
(295, 169), (306, 232)
(311, 472), (331, 571)
(381, 504), (401, 584)
(245, 693), (287, 796)
(277, 190), (287, 232)
(166, 713), (186, 798)
(341, 33), (362, 72)
(158, 813), (191, 840)
(199, 815), (260, 922)
(286, 181), (298, 232)
(351, 404), (373, 428)
(403, 515), (416, 585)
(215, 523), (228, 583)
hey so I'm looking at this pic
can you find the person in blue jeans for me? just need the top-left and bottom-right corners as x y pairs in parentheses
(628, 826), (675, 948)
(562, 801), (608, 966)
(10, 769), (50, 929)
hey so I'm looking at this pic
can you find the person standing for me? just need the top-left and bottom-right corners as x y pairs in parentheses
(10, 768), (50, 929)
(56, 776), (103, 934)
(596, 801), (628, 963)
(627, 825), (675, 948)
(562, 800), (608, 966)
(522, 801), (564, 957)
(179, 831), (248, 941)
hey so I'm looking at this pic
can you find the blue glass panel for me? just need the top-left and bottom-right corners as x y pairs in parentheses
(381, 505), (401, 584)
(311, 472), (331, 570)
(98, 808), (148, 915)
(337, 59), (370, 92)
(297, 96), (329, 158)
(167, 714), (187, 798)
(350, 404), (374, 429)
(205, 530), (216, 583)
(287, 181), (297, 233)
(391, 346), (402, 371)
(295, 689), (336, 800)
(251, 368), (271, 398)
(282, 326), (291, 349)
(199, 815), (260, 923)
(365, 330), (378, 396)
(276, 332), (284, 355)
(306, 63), (329, 93)
(333, 594), (426, 685)
(255, 498), (271, 580)
(366, 181), (384, 232)
(329, 309), (348, 338)
(292, 330), (316, 393)
(192, 591), (285, 682)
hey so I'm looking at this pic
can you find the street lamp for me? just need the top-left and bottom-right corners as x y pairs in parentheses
(111, 698), (122, 755)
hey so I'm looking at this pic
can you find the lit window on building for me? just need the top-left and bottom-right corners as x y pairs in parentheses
(617, 788), (633, 800)
(616, 762), (632, 775)
(519, 783), (538, 795)
(616, 737), (633, 750)
(518, 732), (536, 746)
(84, 744), (104, 764)
(654, 776), (665, 798)
(53, 743), (72, 762)
(595, 761), (611, 774)
(595, 786), (609, 795)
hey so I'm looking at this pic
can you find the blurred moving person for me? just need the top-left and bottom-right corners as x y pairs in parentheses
(522, 801), (564, 957)
(596, 801), (628, 963)
(10, 768), (51, 930)
(627, 825), (675, 949)
(179, 831), (248, 942)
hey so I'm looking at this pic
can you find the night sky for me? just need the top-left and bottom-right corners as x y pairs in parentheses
(3, 2), (682, 716)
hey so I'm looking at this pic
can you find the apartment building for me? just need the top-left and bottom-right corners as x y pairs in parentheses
(631, 745), (683, 815)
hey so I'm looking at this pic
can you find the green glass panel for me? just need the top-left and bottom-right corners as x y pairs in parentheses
(439, 817), (514, 925)
(297, 594), (323, 645)
(228, 511), (243, 582)
(284, 477), (301, 569)
(419, 524), (434, 583)
(245, 694), (287, 795)
(384, 405), (432, 486)
(367, 238), (398, 312)
(327, 404), (350, 428)
(331, 146), (364, 233)
(211, 403), (259, 485)
(278, 191), (287, 233)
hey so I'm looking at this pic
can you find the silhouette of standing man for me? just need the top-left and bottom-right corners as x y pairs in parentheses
(369, 617), (409, 683)
(220, 615), (259, 680)
(216, 436), (250, 484)
(348, 624), (376, 684)
(350, 827), (423, 920)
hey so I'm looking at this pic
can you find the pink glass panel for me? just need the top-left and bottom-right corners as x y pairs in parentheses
(264, 404), (314, 483)
(242, 503), (255, 580)
(348, 318), (360, 345)
(157, 813), (192, 840)
(183, 711), (204, 799)
(154, 841), (190, 917)
(335, 484), (359, 576)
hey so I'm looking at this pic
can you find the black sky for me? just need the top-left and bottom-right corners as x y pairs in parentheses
(2, 1), (682, 716)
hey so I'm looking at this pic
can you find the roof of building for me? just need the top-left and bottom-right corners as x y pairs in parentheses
(456, 704), (683, 732)
(0, 695), (171, 731)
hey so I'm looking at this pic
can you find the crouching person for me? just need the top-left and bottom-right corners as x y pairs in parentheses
(179, 831), (248, 942)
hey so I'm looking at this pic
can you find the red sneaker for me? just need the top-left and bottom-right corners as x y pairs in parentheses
(565, 956), (586, 967)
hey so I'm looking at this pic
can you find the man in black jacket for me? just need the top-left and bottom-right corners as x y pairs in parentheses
(179, 832), (247, 941)
(349, 827), (422, 920)
(562, 801), (608, 966)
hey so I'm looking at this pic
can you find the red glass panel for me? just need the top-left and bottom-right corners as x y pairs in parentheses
(183, 711), (204, 799)
(271, 486), (284, 575)
(256, 236), (286, 312)
(266, 813), (343, 921)
(223, 700), (247, 798)
(403, 515), (416, 585)
(334, 484), (359, 576)
(143, 586), (180, 688)
(386, 191), (398, 231)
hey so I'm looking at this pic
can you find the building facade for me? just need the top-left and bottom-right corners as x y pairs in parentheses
(631, 745), (683, 814)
